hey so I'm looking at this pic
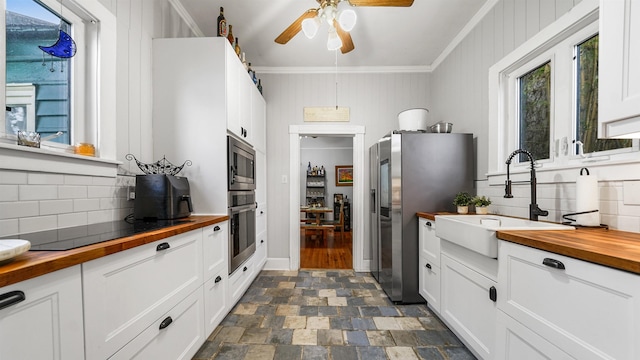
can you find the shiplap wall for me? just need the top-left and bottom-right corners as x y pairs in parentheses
(260, 72), (430, 259)
(0, 1), (193, 235)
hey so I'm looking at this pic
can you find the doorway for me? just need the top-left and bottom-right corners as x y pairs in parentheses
(300, 136), (353, 269)
(288, 125), (365, 272)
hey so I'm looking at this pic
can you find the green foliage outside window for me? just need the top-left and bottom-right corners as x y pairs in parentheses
(518, 62), (551, 163)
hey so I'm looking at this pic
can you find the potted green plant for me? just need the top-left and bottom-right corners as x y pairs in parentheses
(453, 192), (473, 214)
(473, 195), (492, 214)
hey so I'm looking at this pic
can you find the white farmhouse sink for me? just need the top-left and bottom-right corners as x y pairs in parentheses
(435, 215), (574, 258)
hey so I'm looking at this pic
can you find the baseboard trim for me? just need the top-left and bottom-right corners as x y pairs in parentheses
(263, 257), (291, 270)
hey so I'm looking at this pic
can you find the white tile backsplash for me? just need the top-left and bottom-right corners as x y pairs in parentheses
(0, 185), (19, 201)
(88, 209), (114, 224)
(64, 174), (95, 185)
(73, 198), (101, 212)
(40, 199), (74, 215)
(0, 219), (19, 236)
(0, 170), (27, 184)
(19, 185), (58, 201)
(58, 212), (88, 228)
(0, 201), (39, 220)
(58, 185), (88, 199)
(28, 173), (64, 185)
(88, 185), (116, 199)
(19, 215), (58, 233)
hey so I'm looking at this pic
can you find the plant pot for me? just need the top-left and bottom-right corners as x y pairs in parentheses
(475, 206), (489, 215)
(457, 206), (469, 214)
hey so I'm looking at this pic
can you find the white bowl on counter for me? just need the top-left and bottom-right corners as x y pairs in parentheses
(0, 239), (31, 262)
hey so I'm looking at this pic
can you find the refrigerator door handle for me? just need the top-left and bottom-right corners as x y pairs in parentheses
(370, 189), (376, 213)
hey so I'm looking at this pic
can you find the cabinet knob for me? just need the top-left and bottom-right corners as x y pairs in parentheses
(489, 286), (497, 302)
(542, 258), (565, 270)
(159, 316), (173, 330)
(261, 239), (264, 244)
(156, 242), (170, 251)
(214, 225), (221, 231)
(425, 221), (432, 227)
(0, 290), (26, 311)
(243, 266), (248, 272)
(425, 263), (432, 269)
(215, 275), (222, 283)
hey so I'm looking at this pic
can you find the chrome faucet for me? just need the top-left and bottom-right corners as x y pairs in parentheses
(504, 149), (548, 221)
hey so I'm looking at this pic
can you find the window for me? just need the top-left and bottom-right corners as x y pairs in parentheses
(575, 34), (632, 154)
(518, 61), (551, 162)
(3, 0), (91, 148)
(488, 3), (637, 177)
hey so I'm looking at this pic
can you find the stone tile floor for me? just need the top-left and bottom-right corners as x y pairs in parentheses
(193, 270), (476, 360)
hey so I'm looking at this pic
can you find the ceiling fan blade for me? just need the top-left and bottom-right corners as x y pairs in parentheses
(347, 0), (414, 6)
(334, 21), (355, 54)
(274, 9), (318, 44)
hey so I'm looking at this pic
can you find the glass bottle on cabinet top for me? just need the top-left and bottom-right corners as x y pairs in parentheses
(227, 24), (234, 45)
(217, 7), (226, 37)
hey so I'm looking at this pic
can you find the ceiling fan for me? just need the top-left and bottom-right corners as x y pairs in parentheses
(274, 0), (414, 54)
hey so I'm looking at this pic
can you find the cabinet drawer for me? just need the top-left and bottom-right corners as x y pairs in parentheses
(0, 266), (84, 360)
(228, 255), (255, 306)
(203, 223), (228, 281)
(255, 230), (267, 269)
(204, 270), (227, 335)
(83, 229), (203, 360)
(498, 240), (640, 360)
(256, 203), (267, 235)
(109, 287), (205, 360)
(419, 218), (440, 267)
(419, 254), (441, 314)
(495, 310), (574, 360)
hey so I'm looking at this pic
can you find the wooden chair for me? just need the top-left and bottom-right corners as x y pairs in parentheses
(322, 201), (344, 240)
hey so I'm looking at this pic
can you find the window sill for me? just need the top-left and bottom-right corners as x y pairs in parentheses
(0, 142), (120, 177)
(486, 158), (640, 186)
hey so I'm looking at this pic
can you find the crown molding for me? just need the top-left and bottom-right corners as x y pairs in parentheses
(167, 0), (204, 37)
(253, 65), (432, 74)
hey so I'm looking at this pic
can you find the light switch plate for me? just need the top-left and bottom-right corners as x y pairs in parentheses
(623, 181), (640, 205)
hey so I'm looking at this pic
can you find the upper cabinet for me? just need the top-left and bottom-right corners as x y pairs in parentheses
(599, 0), (640, 138)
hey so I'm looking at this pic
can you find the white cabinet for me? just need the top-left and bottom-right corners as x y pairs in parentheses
(227, 255), (256, 307)
(440, 253), (497, 360)
(252, 90), (267, 153)
(0, 266), (84, 360)
(497, 240), (640, 360)
(598, 0), (640, 138)
(109, 287), (206, 360)
(418, 218), (441, 313)
(82, 230), (203, 360)
(202, 223), (228, 334)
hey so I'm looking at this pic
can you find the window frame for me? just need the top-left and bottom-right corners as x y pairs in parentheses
(1, 0), (118, 176)
(487, 0), (639, 184)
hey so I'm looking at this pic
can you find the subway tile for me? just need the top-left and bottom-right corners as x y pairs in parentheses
(19, 185), (57, 201)
(40, 199), (73, 215)
(58, 212), (88, 228)
(28, 173), (64, 185)
(64, 174), (94, 185)
(59, 185), (88, 199)
(0, 185), (19, 201)
(0, 201), (39, 219)
(92, 176), (117, 186)
(88, 185), (116, 198)
(87, 210), (113, 224)
(0, 219), (19, 236)
(0, 170), (27, 184)
(73, 198), (101, 212)
(19, 215), (57, 233)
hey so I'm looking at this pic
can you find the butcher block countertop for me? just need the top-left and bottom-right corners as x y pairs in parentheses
(0, 215), (228, 288)
(417, 212), (640, 275)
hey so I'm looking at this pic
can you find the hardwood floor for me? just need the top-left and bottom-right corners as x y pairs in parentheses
(300, 228), (353, 269)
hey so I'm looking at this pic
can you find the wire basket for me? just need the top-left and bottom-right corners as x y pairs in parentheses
(126, 154), (192, 176)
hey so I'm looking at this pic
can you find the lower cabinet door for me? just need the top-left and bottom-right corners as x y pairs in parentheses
(419, 254), (441, 314)
(495, 310), (575, 360)
(109, 287), (206, 360)
(204, 270), (227, 335)
(441, 253), (497, 360)
(227, 256), (255, 306)
(0, 266), (84, 360)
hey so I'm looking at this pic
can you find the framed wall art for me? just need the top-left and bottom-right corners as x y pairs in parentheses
(335, 165), (353, 186)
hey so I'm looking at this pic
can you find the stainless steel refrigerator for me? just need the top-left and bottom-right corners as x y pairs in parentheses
(370, 131), (474, 303)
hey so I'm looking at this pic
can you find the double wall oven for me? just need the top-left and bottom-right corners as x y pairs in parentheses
(228, 135), (256, 274)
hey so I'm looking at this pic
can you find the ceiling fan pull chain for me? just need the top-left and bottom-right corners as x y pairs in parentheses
(335, 50), (339, 109)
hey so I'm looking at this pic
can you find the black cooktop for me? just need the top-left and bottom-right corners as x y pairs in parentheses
(1, 219), (193, 251)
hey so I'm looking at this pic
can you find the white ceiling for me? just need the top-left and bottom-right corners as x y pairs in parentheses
(175, 0), (491, 70)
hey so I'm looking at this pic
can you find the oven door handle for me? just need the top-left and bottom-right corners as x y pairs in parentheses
(230, 203), (257, 213)
(229, 166), (236, 184)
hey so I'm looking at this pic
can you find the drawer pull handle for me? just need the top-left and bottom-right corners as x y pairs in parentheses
(159, 316), (173, 330)
(243, 266), (248, 272)
(260, 211), (264, 214)
(214, 226), (221, 231)
(542, 258), (565, 270)
(261, 239), (264, 244)
(156, 242), (170, 251)
(215, 275), (222, 283)
(489, 286), (497, 302)
(425, 221), (432, 227)
(425, 263), (432, 270)
(0, 290), (26, 310)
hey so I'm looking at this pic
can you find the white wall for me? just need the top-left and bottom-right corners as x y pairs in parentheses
(261, 72), (431, 260)
(0, 1), (194, 236)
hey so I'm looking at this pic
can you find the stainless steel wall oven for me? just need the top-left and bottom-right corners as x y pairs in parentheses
(228, 135), (257, 274)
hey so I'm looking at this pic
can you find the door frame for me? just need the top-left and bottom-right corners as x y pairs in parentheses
(289, 124), (366, 271)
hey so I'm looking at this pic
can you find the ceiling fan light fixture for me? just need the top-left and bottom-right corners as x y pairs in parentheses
(302, 17), (320, 39)
(326, 28), (343, 50)
(336, 3), (357, 31)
